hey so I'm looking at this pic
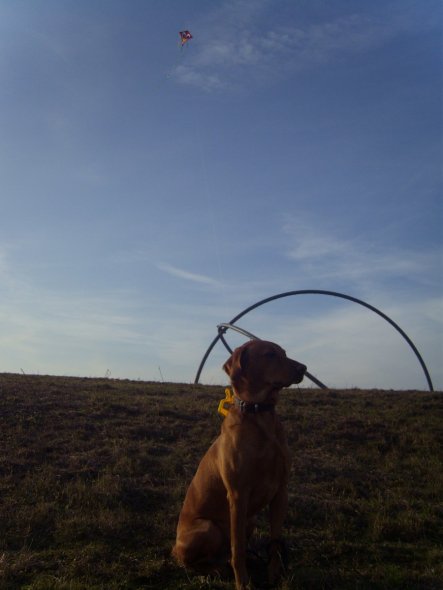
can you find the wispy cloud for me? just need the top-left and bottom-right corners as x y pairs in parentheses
(156, 262), (223, 287)
(173, 65), (225, 92)
(1, 240), (441, 388)
(0, 259), (228, 381)
(283, 216), (443, 289)
(171, 1), (436, 91)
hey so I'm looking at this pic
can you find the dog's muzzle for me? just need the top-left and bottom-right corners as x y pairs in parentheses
(292, 361), (307, 384)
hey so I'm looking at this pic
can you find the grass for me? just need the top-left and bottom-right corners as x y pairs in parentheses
(0, 373), (442, 589)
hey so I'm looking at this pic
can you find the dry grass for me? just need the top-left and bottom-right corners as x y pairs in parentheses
(0, 373), (442, 589)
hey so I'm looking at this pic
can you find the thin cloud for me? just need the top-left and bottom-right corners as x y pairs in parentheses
(157, 262), (223, 287)
(283, 217), (442, 287)
(0, 267), (228, 381)
(174, 65), (225, 92)
(171, 2), (436, 91)
(1, 244), (440, 387)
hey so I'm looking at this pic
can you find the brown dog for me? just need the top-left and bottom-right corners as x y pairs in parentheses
(172, 339), (306, 589)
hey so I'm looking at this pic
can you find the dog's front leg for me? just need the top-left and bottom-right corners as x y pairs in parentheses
(228, 490), (250, 590)
(267, 484), (288, 584)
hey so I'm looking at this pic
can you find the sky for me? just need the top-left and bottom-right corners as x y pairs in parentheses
(0, 0), (442, 390)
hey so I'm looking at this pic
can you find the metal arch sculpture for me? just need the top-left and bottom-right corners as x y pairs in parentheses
(194, 290), (434, 392)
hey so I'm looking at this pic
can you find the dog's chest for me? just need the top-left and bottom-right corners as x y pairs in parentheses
(254, 439), (288, 479)
(247, 445), (287, 510)
(222, 413), (289, 487)
(246, 425), (289, 491)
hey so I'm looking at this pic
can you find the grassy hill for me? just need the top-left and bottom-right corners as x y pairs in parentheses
(0, 373), (442, 589)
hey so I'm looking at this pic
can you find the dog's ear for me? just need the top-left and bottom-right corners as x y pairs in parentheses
(223, 343), (250, 377)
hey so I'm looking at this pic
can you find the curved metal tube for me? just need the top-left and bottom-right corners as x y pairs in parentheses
(194, 290), (434, 392)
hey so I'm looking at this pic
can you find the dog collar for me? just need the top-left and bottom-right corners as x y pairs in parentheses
(234, 396), (275, 414)
(218, 388), (275, 417)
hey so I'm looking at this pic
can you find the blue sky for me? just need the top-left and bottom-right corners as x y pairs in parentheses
(1, 0), (442, 390)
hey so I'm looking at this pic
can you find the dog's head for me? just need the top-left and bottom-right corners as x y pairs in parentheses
(223, 340), (306, 404)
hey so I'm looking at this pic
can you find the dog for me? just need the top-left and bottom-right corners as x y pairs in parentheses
(172, 339), (306, 589)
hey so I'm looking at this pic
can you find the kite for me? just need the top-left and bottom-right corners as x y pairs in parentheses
(179, 30), (193, 46)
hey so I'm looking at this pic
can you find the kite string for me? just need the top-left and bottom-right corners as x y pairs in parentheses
(165, 50), (182, 79)
(165, 35), (190, 79)
(196, 126), (229, 316)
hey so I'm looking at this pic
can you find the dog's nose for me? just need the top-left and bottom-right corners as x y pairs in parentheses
(297, 363), (307, 374)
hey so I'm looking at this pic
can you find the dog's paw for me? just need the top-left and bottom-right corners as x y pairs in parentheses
(266, 539), (288, 585)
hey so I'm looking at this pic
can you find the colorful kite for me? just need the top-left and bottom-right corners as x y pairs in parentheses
(179, 30), (193, 46)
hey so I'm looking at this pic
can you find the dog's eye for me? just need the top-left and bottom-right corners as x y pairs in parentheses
(264, 351), (277, 359)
